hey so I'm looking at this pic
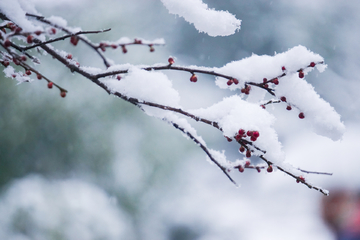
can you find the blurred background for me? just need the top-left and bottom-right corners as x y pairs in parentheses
(1, 0), (360, 239)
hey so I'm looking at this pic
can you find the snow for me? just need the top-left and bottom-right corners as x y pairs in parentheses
(160, 0), (241, 37)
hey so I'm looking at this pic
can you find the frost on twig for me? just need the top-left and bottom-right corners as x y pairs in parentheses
(0, 8), (345, 196)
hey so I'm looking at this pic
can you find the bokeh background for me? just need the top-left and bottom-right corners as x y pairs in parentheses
(1, 0), (360, 239)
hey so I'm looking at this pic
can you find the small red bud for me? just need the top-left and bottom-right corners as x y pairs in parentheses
(246, 150), (251, 158)
(238, 129), (245, 136)
(25, 70), (31, 75)
(256, 167), (261, 173)
(121, 45), (127, 53)
(280, 96), (287, 102)
(239, 146), (245, 152)
(37, 74), (42, 80)
(261, 105), (266, 109)
(296, 176), (305, 183)
(250, 136), (257, 141)
(272, 78), (279, 85)
(111, 44), (118, 49)
(238, 166), (244, 173)
(66, 54), (72, 59)
(27, 35), (33, 44)
(117, 75), (122, 80)
(50, 28), (56, 34)
(235, 134), (241, 141)
(47, 82), (53, 89)
(267, 165), (273, 173)
(286, 105), (292, 111)
(245, 161), (250, 167)
(20, 55), (27, 61)
(227, 79), (233, 86)
(168, 57), (174, 65)
(13, 58), (20, 65)
(263, 78), (267, 83)
(134, 39), (142, 44)
(282, 66), (286, 71)
(190, 74), (197, 82)
(70, 36), (79, 46)
(35, 30), (42, 36)
(4, 39), (11, 48)
(264, 83), (269, 88)
(2, 61), (10, 67)
(233, 78), (239, 85)
(252, 131), (259, 138)
(60, 91), (66, 98)
(247, 131), (253, 137)
(299, 70), (304, 78)
(15, 27), (22, 33)
(149, 45), (155, 52)
(310, 62), (316, 67)
(225, 136), (232, 142)
(299, 112), (305, 119)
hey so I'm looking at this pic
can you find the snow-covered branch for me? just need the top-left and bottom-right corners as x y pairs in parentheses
(0, 5), (345, 196)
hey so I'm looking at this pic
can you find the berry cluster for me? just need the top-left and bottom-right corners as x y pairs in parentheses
(240, 85), (251, 95)
(94, 39), (157, 53)
(236, 160), (273, 173)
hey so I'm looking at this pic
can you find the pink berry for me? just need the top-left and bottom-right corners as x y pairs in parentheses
(47, 82), (53, 89)
(310, 62), (316, 67)
(299, 112), (305, 119)
(190, 74), (197, 82)
(256, 167), (261, 173)
(168, 57), (174, 65)
(280, 96), (287, 102)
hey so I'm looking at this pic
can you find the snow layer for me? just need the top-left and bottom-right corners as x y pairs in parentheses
(160, 0), (241, 37)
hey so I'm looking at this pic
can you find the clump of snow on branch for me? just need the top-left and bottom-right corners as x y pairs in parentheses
(191, 96), (285, 164)
(160, 0), (241, 37)
(275, 74), (345, 140)
(101, 67), (181, 107)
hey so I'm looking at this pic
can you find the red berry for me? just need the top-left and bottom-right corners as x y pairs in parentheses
(263, 78), (267, 83)
(121, 45), (127, 53)
(66, 54), (72, 59)
(272, 78), (279, 85)
(70, 36), (79, 46)
(35, 30), (42, 36)
(50, 28), (56, 34)
(47, 82), (53, 88)
(134, 39), (142, 44)
(168, 57), (174, 65)
(245, 161), (250, 167)
(310, 62), (316, 67)
(60, 91), (66, 98)
(111, 44), (118, 49)
(261, 104), (266, 109)
(238, 166), (244, 173)
(250, 136), (257, 141)
(235, 134), (241, 141)
(4, 39), (11, 48)
(296, 176), (305, 183)
(227, 79), (233, 86)
(1, 61), (9, 67)
(256, 167), (261, 173)
(246, 150), (251, 158)
(25, 70), (31, 75)
(247, 131), (253, 137)
(286, 105), (292, 111)
(26, 35), (33, 44)
(239, 146), (245, 152)
(13, 58), (20, 65)
(282, 66), (286, 71)
(149, 45), (155, 52)
(267, 165), (273, 173)
(238, 129), (245, 136)
(190, 74), (197, 82)
(233, 78), (239, 85)
(37, 74), (42, 80)
(117, 75), (122, 80)
(15, 27), (22, 33)
(20, 55), (27, 61)
(280, 96), (287, 102)
(298, 70), (304, 78)
(252, 131), (259, 138)
(299, 112), (305, 119)
(264, 84), (269, 88)
(241, 88), (246, 93)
